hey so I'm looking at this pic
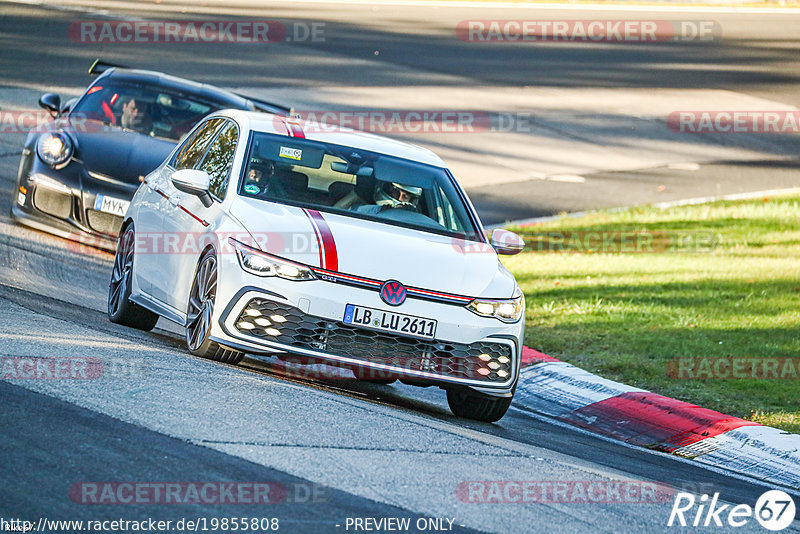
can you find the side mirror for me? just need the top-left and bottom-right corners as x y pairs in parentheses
(491, 229), (525, 255)
(171, 169), (213, 208)
(61, 97), (78, 115)
(39, 93), (62, 117)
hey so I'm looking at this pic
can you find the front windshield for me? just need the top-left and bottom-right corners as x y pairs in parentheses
(239, 132), (481, 241)
(71, 82), (221, 141)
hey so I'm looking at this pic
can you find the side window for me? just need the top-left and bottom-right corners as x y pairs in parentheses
(171, 118), (225, 170)
(436, 186), (463, 232)
(198, 121), (239, 200)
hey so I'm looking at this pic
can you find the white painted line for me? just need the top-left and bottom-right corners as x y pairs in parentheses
(650, 186), (800, 208)
(666, 162), (701, 171)
(547, 173), (587, 183)
(488, 186), (800, 229)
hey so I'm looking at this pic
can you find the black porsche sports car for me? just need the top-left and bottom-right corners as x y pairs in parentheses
(12, 60), (289, 251)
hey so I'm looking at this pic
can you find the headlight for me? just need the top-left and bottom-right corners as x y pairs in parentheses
(466, 290), (524, 323)
(229, 238), (316, 281)
(36, 131), (74, 169)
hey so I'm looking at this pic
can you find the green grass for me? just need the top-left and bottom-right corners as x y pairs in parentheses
(502, 195), (800, 433)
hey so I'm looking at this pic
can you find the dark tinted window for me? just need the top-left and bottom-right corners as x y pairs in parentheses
(199, 121), (238, 200)
(172, 118), (225, 170)
(71, 83), (221, 141)
(238, 132), (480, 241)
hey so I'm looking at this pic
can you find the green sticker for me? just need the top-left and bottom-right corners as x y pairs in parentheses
(244, 184), (260, 194)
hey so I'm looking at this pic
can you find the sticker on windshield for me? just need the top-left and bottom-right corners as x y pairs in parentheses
(279, 146), (302, 160)
(244, 184), (260, 194)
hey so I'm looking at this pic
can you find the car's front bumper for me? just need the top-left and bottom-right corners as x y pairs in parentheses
(12, 148), (135, 251)
(210, 262), (524, 396)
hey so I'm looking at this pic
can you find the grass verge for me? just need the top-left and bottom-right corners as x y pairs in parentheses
(502, 194), (800, 433)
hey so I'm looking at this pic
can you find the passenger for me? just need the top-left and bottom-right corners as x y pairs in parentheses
(243, 163), (274, 196)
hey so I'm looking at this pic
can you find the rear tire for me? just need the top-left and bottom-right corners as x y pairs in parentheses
(108, 225), (159, 331)
(186, 250), (243, 365)
(446, 387), (514, 422)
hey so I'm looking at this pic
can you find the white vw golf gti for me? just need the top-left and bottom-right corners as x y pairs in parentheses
(108, 109), (526, 421)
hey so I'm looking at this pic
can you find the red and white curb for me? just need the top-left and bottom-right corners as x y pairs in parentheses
(517, 347), (800, 490)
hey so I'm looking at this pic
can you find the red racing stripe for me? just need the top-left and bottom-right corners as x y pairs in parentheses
(306, 209), (338, 272)
(287, 122), (305, 139)
(178, 205), (209, 227)
(302, 209), (325, 268)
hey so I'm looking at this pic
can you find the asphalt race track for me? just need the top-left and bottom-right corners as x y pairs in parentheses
(0, 1), (799, 532)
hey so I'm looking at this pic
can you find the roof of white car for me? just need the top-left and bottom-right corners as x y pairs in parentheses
(218, 109), (448, 168)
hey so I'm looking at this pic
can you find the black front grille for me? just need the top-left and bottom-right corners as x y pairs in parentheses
(86, 209), (123, 236)
(33, 187), (71, 218)
(233, 299), (513, 383)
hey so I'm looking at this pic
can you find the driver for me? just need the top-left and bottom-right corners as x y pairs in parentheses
(375, 182), (422, 211)
(120, 98), (152, 133)
(355, 181), (423, 215)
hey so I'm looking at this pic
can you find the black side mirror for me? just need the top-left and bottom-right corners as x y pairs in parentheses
(39, 93), (62, 117)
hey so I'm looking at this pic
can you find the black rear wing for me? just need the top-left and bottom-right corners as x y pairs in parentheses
(89, 59), (129, 76)
(235, 93), (292, 116)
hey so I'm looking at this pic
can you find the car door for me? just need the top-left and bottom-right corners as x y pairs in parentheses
(159, 119), (240, 312)
(146, 117), (227, 306)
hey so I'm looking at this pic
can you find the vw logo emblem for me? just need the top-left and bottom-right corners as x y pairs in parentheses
(380, 280), (407, 306)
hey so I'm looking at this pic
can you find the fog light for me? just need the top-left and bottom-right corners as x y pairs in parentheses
(238, 322), (255, 330)
(498, 356), (510, 364)
(271, 315), (287, 323)
(478, 354), (491, 362)
(265, 328), (281, 336)
(488, 361), (500, 370)
(254, 318), (271, 327)
(477, 368), (490, 376)
(497, 370), (509, 378)
(244, 308), (261, 317)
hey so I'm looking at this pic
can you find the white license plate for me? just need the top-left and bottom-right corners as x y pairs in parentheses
(94, 194), (130, 217)
(343, 304), (437, 340)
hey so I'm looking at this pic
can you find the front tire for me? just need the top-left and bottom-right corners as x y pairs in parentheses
(186, 250), (243, 364)
(108, 225), (159, 331)
(446, 387), (514, 422)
